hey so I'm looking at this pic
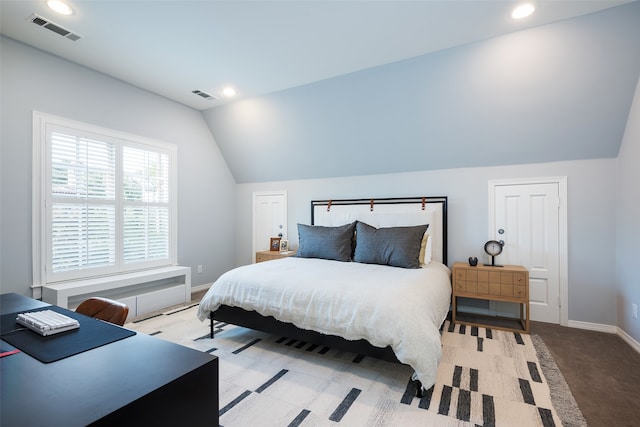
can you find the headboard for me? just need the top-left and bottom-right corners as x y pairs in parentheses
(311, 197), (448, 265)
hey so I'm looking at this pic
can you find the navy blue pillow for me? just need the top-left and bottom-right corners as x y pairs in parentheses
(296, 222), (356, 262)
(353, 222), (429, 268)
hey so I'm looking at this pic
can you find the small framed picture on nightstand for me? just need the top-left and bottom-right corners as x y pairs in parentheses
(270, 237), (281, 251)
(279, 240), (289, 252)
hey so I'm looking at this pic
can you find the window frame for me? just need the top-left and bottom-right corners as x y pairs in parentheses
(32, 111), (178, 286)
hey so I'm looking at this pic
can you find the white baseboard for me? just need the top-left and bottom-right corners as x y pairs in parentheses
(567, 320), (640, 355)
(567, 320), (618, 334)
(617, 327), (640, 355)
(191, 283), (213, 294)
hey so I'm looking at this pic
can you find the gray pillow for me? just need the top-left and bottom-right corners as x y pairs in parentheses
(353, 222), (429, 268)
(296, 222), (355, 262)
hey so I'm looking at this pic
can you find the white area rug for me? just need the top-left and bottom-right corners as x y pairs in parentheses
(127, 304), (586, 427)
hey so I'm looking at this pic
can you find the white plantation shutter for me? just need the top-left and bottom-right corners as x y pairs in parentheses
(49, 131), (117, 274)
(122, 147), (170, 264)
(35, 113), (176, 284)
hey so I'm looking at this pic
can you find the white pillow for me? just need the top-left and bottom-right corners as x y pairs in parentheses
(419, 234), (432, 266)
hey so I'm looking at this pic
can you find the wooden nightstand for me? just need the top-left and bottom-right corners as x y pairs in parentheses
(452, 262), (530, 333)
(255, 250), (296, 263)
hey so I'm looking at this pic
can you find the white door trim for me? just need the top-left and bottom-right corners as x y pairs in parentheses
(488, 177), (568, 326)
(252, 190), (288, 260)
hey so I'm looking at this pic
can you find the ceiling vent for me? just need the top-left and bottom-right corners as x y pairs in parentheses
(27, 14), (82, 41)
(192, 90), (218, 100)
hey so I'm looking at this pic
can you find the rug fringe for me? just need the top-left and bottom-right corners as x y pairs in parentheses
(531, 334), (587, 427)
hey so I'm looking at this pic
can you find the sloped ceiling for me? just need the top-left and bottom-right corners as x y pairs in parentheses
(204, 2), (640, 183)
(0, 0), (632, 110)
(2, 1), (639, 183)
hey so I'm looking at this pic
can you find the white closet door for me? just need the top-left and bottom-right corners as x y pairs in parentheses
(253, 191), (287, 259)
(490, 180), (565, 324)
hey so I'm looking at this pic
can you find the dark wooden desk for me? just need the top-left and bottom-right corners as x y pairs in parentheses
(0, 293), (218, 426)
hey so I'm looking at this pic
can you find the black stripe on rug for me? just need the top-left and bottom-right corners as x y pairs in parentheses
(538, 407), (556, 427)
(470, 368), (479, 391)
(456, 389), (471, 421)
(400, 378), (419, 404)
(514, 332), (525, 345)
(483, 394), (496, 427)
(519, 378), (536, 405)
(452, 365), (463, 387)
(528, 361), (542, 383)
(329, 388), (361, 422)
(219, 390), (252, 416)
(287, 409), (311, 427)
(418, 385), (434, 409)
(438, 385), (452, 415)
(352, 354), (365, 363)
(232, 338), (261, 354)
(255, 369), (288, 393)
(477, 336), (484, 352)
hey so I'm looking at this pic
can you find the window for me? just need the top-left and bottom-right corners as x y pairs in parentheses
(33, 112), (177, 285)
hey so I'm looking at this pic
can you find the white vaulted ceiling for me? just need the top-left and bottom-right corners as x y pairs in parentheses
(0, 1), (633, 110)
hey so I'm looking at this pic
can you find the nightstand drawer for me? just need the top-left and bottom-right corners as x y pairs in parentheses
(501, 284), (513, 297)
(477, 283), (489, 294)
(489, 283), (501, 295)
(465, 282), (478, 294)
(500, 272), (513, 284)
(514, 285), (527, 299)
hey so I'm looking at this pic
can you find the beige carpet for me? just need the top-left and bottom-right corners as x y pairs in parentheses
(127, 304), (586, 427)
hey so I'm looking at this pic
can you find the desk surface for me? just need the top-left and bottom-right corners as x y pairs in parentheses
(1, 293), (218, 426)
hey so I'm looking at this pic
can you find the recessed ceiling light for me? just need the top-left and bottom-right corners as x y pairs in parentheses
(512, 3), (535, 19)
(222, 87), (236, 97)
(47, 0), (73, 15)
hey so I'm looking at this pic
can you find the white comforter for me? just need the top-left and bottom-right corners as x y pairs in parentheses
(197, 257), (451, 389)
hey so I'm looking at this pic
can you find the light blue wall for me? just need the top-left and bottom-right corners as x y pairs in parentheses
(0, 36), (237, 296)
(204, 2), (640, 184)
(236, 158), (618, 327)
(617, 75), (640, 342)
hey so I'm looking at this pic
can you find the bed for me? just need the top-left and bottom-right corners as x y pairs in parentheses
(197, 197), (451, 391)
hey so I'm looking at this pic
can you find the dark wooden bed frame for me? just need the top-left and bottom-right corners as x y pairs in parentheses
(207, 196), (448, 391)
